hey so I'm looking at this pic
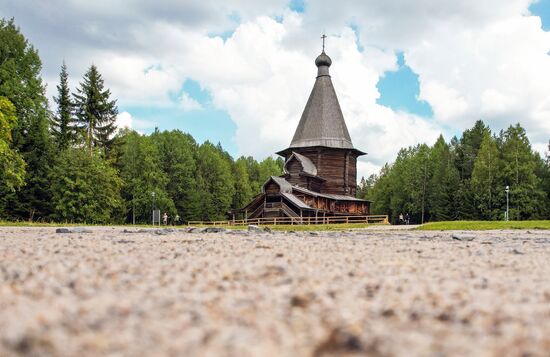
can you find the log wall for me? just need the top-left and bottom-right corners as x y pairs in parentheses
(284, 148), (359, 196)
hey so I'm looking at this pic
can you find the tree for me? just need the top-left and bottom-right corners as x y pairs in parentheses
(233, 158), (253, 210)
(455, 120), (490, 180)
(50, 148), (122, 223)
(195, 142), (235, 220)
(498, 124), (547, 219)
(52, 62), (75, 150)
(429, 135), (460, 221)
(117, 130), (175, 223)
(151, 130), (201, 221)
(471, 133), (501, 219)
(357, 174), (377, 200)
(0, 18), (54, 220)
(0, 97), (25, 192)
(73, 65), (118, 154)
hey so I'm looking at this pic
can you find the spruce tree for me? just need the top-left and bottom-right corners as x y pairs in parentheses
(73, 65), (118, 154)
(52, 62), (75, 150)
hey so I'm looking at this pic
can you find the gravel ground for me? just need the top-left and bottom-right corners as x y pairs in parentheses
(1, 226), (549, 357)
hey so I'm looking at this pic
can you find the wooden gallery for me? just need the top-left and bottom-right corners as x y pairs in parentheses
(237, 49), (371, 220)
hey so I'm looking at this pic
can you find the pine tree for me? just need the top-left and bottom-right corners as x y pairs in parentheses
(73, 65), (118, 154)
(52, 62), (75, 150)
(0, 18), (54, 220)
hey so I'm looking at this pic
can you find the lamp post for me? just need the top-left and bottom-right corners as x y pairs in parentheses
(151, 191), (156, 225)
(505, 185), (510, 221)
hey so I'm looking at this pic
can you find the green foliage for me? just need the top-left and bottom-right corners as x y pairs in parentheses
(454, 120), (490, 180)
(0, 18), (53, 220)
(117, 130), (175, 223)
(498, 124), (548, 219)
(428, 136), (460, 221)
(52, 62), (76, 150)
(0, 96), (25, 191)
(151, 130), (200, 221)
(73, 65), (118, 154)
(50, 148), (122, 223)
(233, 158), (253, 211)
(195, 142), (236, 221)
(368, 121), (550, 222)
(471, 133), (501, 219)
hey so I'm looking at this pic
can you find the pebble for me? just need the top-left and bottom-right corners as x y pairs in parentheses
(452, 233), (476, 241)
(55, 227), (93, 234)
(247, 224), (264, 233)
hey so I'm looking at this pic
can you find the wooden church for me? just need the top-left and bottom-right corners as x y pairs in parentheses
(238, 45), (371, 220)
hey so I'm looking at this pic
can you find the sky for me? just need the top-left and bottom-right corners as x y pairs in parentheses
(1, 0), (550, 180)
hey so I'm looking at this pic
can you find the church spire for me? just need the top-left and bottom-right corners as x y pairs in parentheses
(276, 45), (364, 155)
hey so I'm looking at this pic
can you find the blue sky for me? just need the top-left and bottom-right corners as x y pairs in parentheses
(119, 0), (550, 160)
(3, 0), (549, 177)
(125, 80), (238, 154)
(531, 0), (550, 30)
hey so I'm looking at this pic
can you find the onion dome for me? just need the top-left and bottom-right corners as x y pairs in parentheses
(315, 52), (332, 77)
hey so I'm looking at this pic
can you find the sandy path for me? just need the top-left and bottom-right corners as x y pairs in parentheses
(0, 227), (549, 356)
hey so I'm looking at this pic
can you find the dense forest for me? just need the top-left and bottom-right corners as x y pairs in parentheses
(1, 18), (549, 225)
(0, 18), (283, 224)
(357, 121), (550, 223)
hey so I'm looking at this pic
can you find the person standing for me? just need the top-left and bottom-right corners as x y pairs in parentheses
(405, 213), (410, 225)
(399, 213), (404, 225)
(162, 212), (168, 225)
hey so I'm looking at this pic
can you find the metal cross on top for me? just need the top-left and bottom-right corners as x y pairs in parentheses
(321, 34), (327, 52)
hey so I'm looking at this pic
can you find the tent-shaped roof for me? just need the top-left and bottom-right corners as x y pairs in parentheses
(277, 51), (365, 156)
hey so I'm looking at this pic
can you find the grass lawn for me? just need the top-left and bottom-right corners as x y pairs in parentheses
(0, 221), (165, 228)
(193, 223), (378, 231)
(0, 221), (379, 231)
(417, 220), (550, 231)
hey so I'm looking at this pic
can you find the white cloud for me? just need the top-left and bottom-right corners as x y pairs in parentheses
(179, 93), (203, 111)
(5, 0), (550, 179)
(115, 111), (154, 133)
(116, 111), (133, 130)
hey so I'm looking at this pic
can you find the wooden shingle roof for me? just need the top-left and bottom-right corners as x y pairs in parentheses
(278, 51), (365, 156)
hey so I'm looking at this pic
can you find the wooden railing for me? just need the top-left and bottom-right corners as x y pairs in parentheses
(188, 215), (389, 226)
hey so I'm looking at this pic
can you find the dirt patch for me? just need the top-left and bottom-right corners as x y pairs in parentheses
(1, 227), (549, 356)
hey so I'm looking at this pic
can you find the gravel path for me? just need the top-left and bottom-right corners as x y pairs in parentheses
(1, 227), (549, 356)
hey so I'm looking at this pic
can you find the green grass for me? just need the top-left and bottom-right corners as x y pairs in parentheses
(193, 223), (377, 231)
(0, 221), (379, 231)
(417, 220), (550, 231)
(0, 221), (170, 228)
